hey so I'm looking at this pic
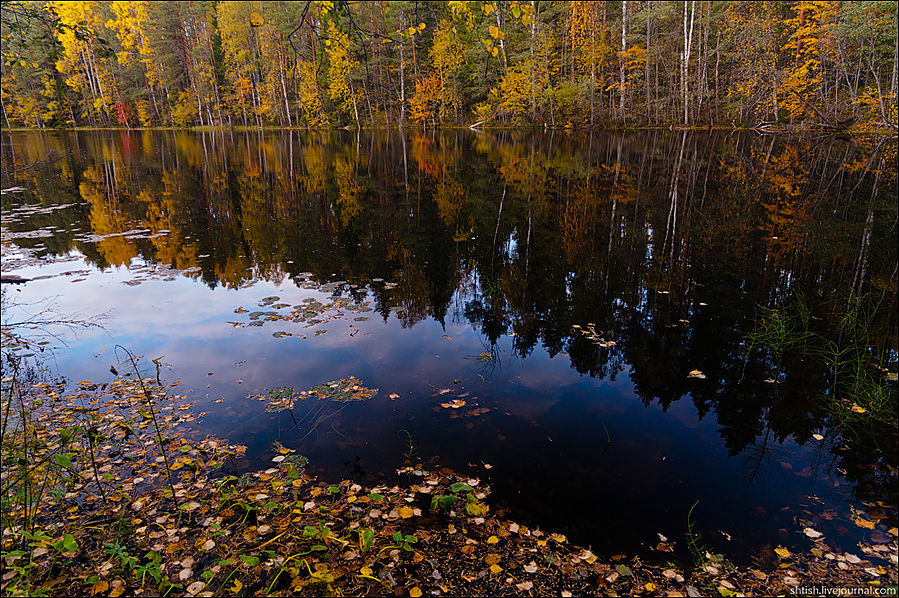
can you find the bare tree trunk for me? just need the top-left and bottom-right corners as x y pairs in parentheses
(590, 5), (596, 125)
(279, 44), (292, 126)
(399, 41), (406, 127)
(495, 6), (508, 73)
(619, 1), (626, 121)
(682, 0), (696, 125)
(645, 3), (651, 120)
(531, 0), (537, 120)
(349, 79), (360, 130)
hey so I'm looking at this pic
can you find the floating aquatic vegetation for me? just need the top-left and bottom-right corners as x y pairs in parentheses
(571, 323), (617, 347)
(252, 377), (377, 412)
(264, 387), (298, 411)
(308, 378), (378, 402)
(227, 292), (374, 335)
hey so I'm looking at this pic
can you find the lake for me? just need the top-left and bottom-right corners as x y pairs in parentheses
(1, 129), (896, 564)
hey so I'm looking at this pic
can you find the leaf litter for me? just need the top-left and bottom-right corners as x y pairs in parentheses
(2, 355), (896, 597)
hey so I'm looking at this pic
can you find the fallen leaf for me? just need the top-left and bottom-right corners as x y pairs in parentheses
(774, 547), (791, 559)
(615, 564), (632, 576)
(803, 527), (824, 539)
(410, 587), (422, 598)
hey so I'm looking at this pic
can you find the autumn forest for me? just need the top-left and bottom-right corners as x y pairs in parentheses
(1, 1), (897, 130)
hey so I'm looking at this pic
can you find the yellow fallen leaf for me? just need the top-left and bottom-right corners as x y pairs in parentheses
(399, 506), (414, 519)
(360, 566), (373, 576)
(645, 582), (657, 592)
(230, 579), (243, 593)
(489, 564), (503, 574)
(90, 581), (109, 595)
(774, 547), (791, 559)
(110, 587), (126, 598)
(486, 535), (499, 544)
(850, 404), (867, 414)
(410, 587), (422, 598)
(854, 518), (876, 529)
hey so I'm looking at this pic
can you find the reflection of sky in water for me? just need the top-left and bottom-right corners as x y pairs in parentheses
(4, 250), (864, 560)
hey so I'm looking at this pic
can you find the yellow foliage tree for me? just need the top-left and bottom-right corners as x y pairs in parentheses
(779, 1), (839, 121)
(325, 20), (361, 126)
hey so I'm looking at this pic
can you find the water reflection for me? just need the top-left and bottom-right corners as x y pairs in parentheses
(2, 129), (896, 559)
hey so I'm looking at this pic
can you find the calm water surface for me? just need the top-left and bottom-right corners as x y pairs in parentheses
(1, 130), (896, 563)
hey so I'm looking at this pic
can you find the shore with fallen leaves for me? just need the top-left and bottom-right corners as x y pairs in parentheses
(1, 369), (897, 598)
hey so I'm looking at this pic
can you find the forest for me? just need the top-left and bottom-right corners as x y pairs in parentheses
(1, 1), (897, 130)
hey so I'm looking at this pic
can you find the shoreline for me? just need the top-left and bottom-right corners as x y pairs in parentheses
(2, 125), (896, 137)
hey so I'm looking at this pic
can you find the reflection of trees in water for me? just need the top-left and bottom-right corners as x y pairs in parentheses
(4, 130), (897, 484)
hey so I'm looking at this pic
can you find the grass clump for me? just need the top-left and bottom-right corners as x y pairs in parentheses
(744, 289), (897, 443)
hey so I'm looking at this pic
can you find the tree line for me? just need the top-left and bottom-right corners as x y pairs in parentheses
(1, 1), (896, 130)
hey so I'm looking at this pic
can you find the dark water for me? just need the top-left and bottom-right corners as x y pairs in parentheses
(2, 129), (896, 563)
